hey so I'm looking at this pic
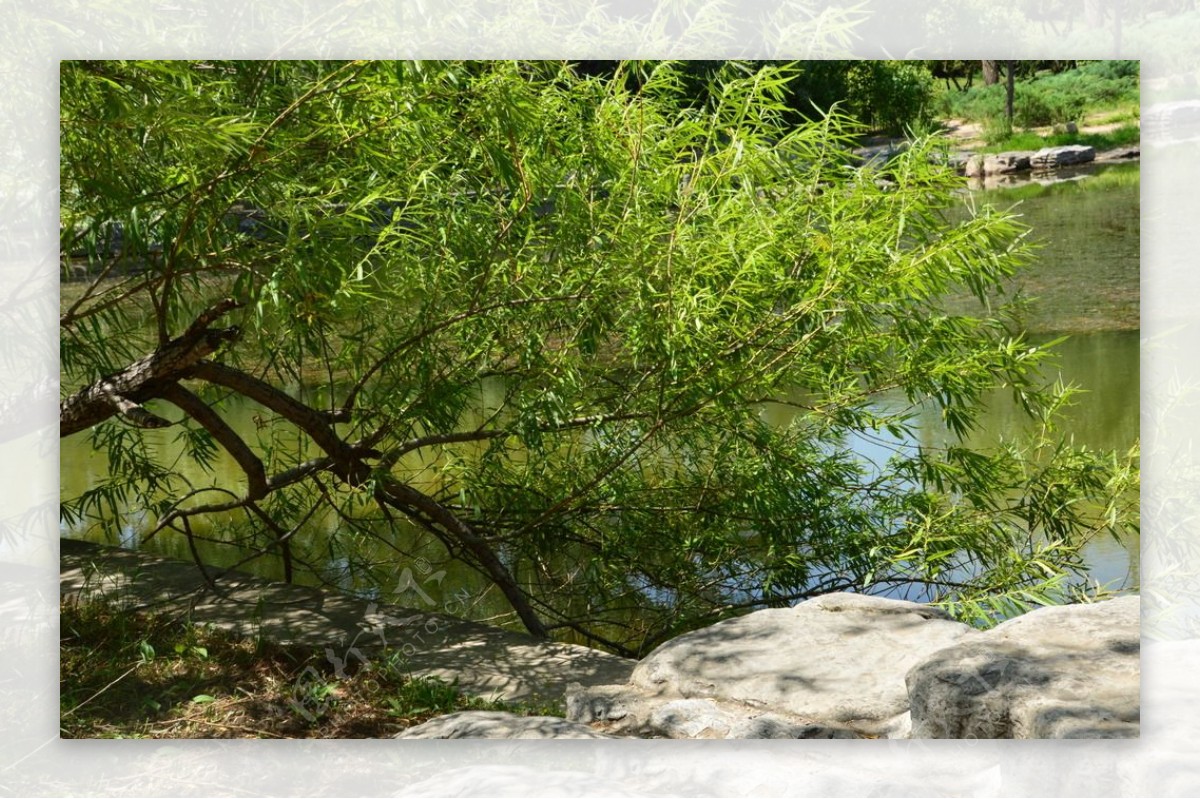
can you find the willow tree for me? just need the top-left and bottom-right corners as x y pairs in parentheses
(59, 60), (1137, 655)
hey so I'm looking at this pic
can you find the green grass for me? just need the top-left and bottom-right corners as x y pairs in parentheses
(977, 123), (1141, 154)
(1087, 106), (1142, 126)
(60, 597), (563, 738)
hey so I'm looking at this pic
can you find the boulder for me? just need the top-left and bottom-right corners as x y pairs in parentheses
(570, 593), (976, 738)
(906, 595), (1140, 739)
(648, 698), (858, 739)
(567, 685), (859, 739)
(964, 152), (1032, 177)
(937, 150), (973, 174)
(395, 710), (617, 739)
(983, 151), (1033, 175)
(1098, 146), (1140, 161)
(1030, 144), (1095, 170)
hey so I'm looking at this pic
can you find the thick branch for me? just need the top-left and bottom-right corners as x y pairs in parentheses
(188, 360), (378, 485)
(64, 300), (546, 639)
(378, 478), (549, 639)
(104, 391), (172, 429)
(60, 299), (242, 437)
(158, 382), (268, 499)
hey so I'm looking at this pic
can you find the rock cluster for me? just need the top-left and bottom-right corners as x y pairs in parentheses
(575, 593), (973, 739)
(405, 593), (1139, 740)
(1030, 144), (1096, 170)
(965, 151), (1032, 177)
(965, 144), (1095, 177)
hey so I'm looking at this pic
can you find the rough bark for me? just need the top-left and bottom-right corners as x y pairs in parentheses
(59, 299), (241, 437)
(379, 479), (551, 639)
(187, 360), (376, 486)
(981, 60), (1001, 86)
(158, 381), (268, 499)
(1005, 61), (1016, 124)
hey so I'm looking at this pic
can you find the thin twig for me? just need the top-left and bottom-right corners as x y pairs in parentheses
(61, 663), (140, 718)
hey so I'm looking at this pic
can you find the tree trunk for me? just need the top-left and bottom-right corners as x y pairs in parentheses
(982, 60), (1001, 86)
(1005, 61), (1016, 124)
(379, 479), (551, 639)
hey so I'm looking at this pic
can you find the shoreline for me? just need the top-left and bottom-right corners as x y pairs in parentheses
(853, 114), (1141, 192)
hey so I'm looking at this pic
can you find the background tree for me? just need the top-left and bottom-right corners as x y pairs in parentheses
(932, 60), (1139, 137)
(982, 60), (1002, 86)
(60, 60), (1137, 654)
(927, 60), (976, 92)
(1006, 60), (1017, 124)
(572, 60), (933, 134)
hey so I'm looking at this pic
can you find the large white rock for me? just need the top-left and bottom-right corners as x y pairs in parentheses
(1030, 144), (1095, 169)
(628, 593), (975, 736)
(567, 685), (860, 739)
(647, 698), (858, 739)
(618, 593), (976, 737)
(906, 595), (1140, 739)
(395, 710), (617, 739)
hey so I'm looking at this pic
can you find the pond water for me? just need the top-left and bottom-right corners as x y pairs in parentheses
(60, 161), (1140, 616)
(961, 160), (1141, 592)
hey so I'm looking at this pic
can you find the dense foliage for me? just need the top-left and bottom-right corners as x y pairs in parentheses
(935, 60), (1140, 129)
(576, 60), (934, 134)
(60, 60), (1137, 654)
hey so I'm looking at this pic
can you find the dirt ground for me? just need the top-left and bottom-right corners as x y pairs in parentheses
(939, 115), (1138, 149)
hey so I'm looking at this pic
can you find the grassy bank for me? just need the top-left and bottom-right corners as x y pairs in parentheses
(929, 60), (1139, 154)
(975, 123), (1140, 154)
(60, 598), (561, 738)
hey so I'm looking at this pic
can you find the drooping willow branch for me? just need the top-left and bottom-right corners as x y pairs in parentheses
(375, 478), (550, 639)
(389, 410), (655, 460)
(338, 293), (590, 417)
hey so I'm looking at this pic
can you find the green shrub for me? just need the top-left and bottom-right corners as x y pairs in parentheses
(844, 61), (935, 134)
(939, 62), (1137, 127)
(1078, 60), (1139, 81)
(938, 82), (1005, 122)
(784, 61), (935, 134)
(982, 115), (1013, 145)
(977, 122), (1141, 154)
(1014, 86), (1087, 127)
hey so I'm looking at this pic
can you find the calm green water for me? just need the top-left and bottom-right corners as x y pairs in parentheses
(951, 160), (1141, 334)
(61, 162), (1140, 608)
(976, 162), (1140, 590)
